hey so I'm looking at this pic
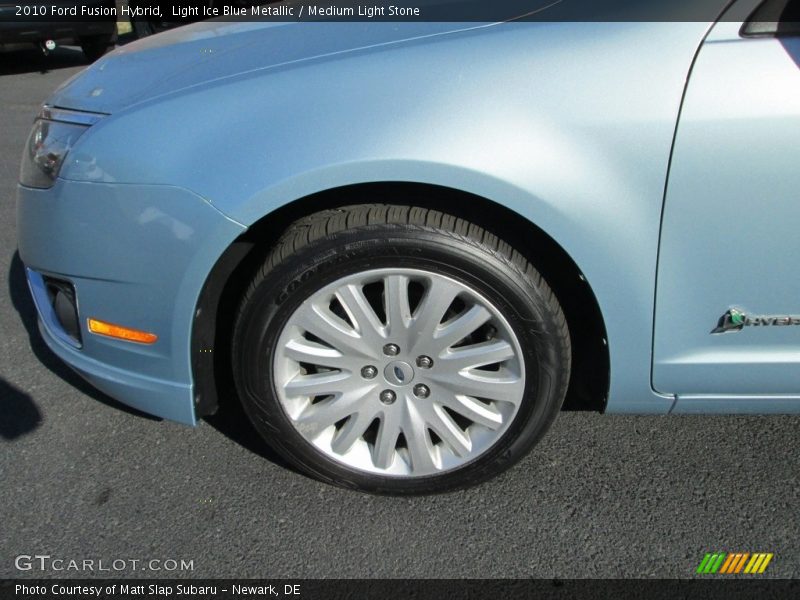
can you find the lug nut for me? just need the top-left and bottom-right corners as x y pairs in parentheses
(413, 384), (430, 399)
(361, 365), (378, 379)
(416, 355), (433, 369)
(380, 389), (397, 405)
(383, 343), (400, 356)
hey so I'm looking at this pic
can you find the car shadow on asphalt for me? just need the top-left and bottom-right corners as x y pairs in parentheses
(0, 377), (41, 440)
(204, 396), (293, 471)
(7, 251), (159, 422)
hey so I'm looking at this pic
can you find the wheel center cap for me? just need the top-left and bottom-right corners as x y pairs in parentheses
(384, 361), (415, 386)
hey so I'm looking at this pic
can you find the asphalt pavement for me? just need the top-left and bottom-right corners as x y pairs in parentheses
(1, 45), (798, 580)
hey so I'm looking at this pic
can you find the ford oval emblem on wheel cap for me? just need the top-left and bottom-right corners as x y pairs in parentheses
(384, 361), (415, 386)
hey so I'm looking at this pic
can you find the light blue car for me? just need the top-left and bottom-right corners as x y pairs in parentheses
(16, 0), (800, 493)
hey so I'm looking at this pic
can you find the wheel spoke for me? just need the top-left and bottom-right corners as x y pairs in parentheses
(295, 303), (374, 358)
(283, 337), (354, 370)
(440, 339), (515, 370)
(433, 304), (492, 351)
(403, 402), (440, 472)
(435, 392), (504, 430)
(408, 277), (462, 345)
(429, 369), (524, 404)
(335, 284), (386, 345)
(372, 409), (402, 469)
(331, 410), (377, 455)
(422, 402), (472, 457)
(384, 274), (412, 337)
(294, 388), (376, 439)
(284, 371), (355, 398)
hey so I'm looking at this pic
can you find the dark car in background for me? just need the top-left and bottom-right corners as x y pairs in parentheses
(128, 1), (279, 37)
(0, 0), (117, 61)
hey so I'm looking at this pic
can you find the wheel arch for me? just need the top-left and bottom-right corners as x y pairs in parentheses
(192, 182), (610, 418)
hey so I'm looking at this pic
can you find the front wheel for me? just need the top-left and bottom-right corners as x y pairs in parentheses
(232, 205), (571, 494)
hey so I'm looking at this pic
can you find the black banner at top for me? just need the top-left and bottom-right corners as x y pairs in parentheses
(0, 0), (777, 24)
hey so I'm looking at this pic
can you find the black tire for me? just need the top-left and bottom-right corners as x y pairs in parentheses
(79, 33), (115, 62)
(232, 205), (571, 494)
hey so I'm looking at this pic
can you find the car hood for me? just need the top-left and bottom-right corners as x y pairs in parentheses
(48, 0), (732, 115)
(48, 17), (527, 114)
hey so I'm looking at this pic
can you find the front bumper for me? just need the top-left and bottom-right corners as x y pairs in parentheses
(17, 178), (245, 425)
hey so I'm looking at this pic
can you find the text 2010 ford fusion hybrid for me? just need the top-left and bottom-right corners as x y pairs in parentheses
(16, 0), (800, 493)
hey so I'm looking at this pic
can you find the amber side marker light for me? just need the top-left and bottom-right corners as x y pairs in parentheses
(87, 318), (158, 344)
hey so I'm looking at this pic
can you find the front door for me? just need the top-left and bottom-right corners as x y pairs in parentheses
(653, 0), (800, 396)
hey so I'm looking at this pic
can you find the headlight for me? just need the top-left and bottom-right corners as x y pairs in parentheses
(19, 106), (105, 189)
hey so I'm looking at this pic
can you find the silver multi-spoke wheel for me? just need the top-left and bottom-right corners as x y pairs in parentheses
(273, 268), (526, 477)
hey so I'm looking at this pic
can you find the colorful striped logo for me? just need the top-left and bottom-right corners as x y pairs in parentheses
(696, 552), (773, 574)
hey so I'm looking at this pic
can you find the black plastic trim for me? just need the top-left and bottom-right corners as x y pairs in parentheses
(741, 0), (800, 37)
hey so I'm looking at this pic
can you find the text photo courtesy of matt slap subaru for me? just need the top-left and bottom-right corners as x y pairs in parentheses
(14, 583), (302, 598)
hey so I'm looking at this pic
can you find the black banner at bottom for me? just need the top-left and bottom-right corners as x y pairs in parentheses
(2, 579), (800, 600)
